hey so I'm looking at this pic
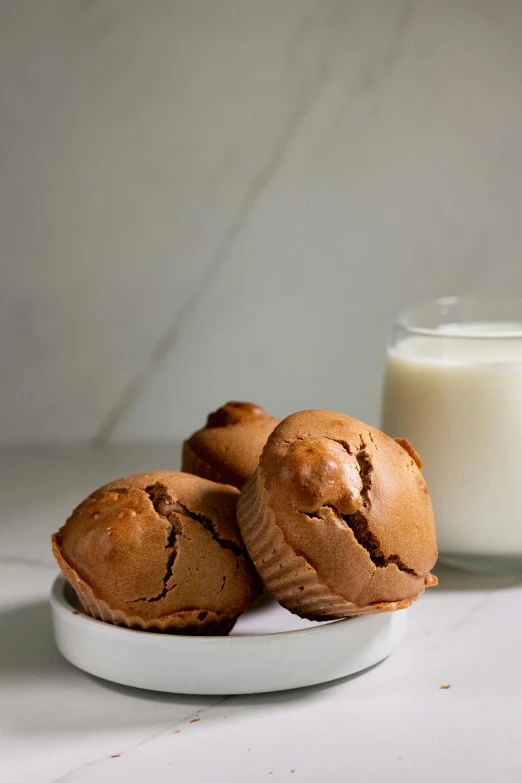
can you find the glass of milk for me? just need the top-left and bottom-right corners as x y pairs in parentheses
(381, 295), (522, 573)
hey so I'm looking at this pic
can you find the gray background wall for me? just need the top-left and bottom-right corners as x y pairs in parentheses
(2, 0), (522, 444)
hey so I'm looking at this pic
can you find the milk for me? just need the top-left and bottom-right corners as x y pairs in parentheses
(382, 323), (522, 556)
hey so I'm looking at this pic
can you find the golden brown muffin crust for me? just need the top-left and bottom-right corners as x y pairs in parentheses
(183, 402), (281, 489)
(237, 410), (437, 618)
(53, 471), (261, 631)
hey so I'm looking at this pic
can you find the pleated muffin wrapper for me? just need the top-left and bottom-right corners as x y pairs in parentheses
(181, 441), (231, 486)
(237, 474), (436, 621)
(52, 536), (238, 636)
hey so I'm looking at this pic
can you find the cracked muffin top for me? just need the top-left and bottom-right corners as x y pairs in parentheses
(182, 401), (281, 489)
(52, 471), (262, 634)
(237, 410), (438, 620)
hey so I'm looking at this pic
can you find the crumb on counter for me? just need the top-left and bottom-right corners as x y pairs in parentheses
(190, 718), (200, 723)
(110, 754), (120, 758)
(440, 684), (451, 690)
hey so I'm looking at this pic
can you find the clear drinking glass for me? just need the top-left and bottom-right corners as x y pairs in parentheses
(381, 295), (522, 573)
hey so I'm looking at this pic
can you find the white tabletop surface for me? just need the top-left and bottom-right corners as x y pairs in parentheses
(1, 447), (522, 783)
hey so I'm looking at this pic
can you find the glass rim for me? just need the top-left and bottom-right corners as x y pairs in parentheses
(395, 295), (522, 339)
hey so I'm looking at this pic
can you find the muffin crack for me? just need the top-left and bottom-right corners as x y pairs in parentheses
(187, 509), (244, 556)
(146, 482), (244, 557)
(140, 523), (178, 603)
(339, 509), (419, 575)
(287, 432), (417, 576)
(355, 443), (373, 508)
(305, 505), (419, 577)
(124, 485), (182, 603)
(323, 436), (353, 455)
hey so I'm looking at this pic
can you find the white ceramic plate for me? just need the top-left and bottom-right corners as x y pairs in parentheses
(50, 576), (407, 694)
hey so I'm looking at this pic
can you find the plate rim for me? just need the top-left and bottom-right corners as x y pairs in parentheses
(50, 575), (361, 643)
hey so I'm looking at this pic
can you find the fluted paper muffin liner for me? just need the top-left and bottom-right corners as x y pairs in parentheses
(181, 441), (231, 486)
(237, 474), (423, 620)
(52, 536), (237, 636)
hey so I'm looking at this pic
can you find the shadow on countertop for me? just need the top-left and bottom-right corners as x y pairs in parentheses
(0, 600), (64, 677)
(0, 599), (379, 734)
(0, 600), (219, 732)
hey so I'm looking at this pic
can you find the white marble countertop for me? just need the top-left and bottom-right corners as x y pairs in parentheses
(1, 447), (522, 783)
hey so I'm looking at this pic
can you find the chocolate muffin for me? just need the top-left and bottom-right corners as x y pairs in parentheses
(52, 471), (262, 634)
(237, 410), (437, 620)
(182, 402), (281, 489)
